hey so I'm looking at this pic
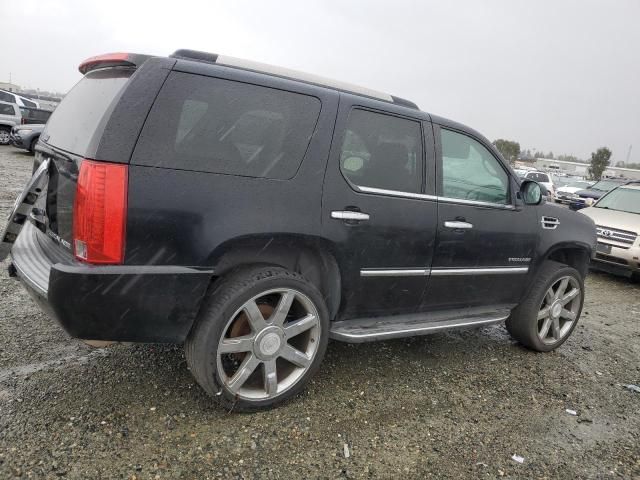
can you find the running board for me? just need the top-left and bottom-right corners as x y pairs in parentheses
(329, 307), (512, 343)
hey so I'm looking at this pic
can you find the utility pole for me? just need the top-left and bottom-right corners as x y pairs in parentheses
(626, 145), (632, 164)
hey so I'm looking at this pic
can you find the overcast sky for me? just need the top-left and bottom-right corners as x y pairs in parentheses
(3, 0), (639, 162)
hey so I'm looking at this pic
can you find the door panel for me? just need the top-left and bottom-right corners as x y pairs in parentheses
(322, 96), (436, 318)
(425, 125), (538, 310)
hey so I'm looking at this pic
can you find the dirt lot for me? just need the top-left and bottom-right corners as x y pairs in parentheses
(0, 146), (638, 479)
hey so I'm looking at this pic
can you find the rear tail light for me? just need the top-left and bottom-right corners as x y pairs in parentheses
(73, 160), (128, 264)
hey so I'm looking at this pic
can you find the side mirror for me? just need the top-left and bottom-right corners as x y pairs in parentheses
(520, 180), (543, 205)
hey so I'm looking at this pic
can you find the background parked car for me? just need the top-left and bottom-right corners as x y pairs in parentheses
(554, 180), (594, 204)
(0, 101), (22, 145)
(579, 182), (640, 280)
(521, 171), (555, 197)
(569, 179), (627, 210)
(10, 124), (45, 153)
(0, 88), (40, 108)
(18, 106), (52, 125)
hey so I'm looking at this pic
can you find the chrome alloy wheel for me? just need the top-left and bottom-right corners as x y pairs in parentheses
(216, 288), (321, 400)
(0, 130), (10, 145)
(537, 276), (581, 345)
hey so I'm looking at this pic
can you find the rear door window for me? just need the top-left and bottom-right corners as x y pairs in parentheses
(133, 72), (322, 179)
(42, 68), (133, 155)
(339, 109), (423, 193)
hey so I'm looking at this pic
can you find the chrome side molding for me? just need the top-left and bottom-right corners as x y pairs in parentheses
(360, 266), (529, 277)
(430, 267), (529, 276)
(361, 268), (430, 277)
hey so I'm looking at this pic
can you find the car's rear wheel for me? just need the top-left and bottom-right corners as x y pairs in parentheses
(185, 266), (329, 411)
(506, 261), (584, 352)
(0, 127), (10, 145)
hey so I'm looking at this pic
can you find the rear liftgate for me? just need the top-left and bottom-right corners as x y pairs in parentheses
(0, 158), (50, 262)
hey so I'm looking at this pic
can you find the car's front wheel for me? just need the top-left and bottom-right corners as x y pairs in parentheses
(185, 266), (329, 411)
(506, 261), (584, 352)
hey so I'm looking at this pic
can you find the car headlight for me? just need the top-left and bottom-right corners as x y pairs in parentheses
(16, 129), (32, 134)
(584, 198), (594, 206)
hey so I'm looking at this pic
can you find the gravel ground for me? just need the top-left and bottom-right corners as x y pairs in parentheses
(0, 146), (639, 479)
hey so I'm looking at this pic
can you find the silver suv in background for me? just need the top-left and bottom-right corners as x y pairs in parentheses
(579, 182), (640, 280)
(0, 101), (22, 145)
(0, 89), (40, 108)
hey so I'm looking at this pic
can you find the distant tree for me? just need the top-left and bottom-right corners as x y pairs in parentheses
(534, 150), (545, 158)
(493, 139), (520, 164)
(615, 161), (625, 167)
(547, 151), (554, 159)
(589, 147), (612, 180)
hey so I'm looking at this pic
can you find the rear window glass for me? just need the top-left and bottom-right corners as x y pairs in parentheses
(21, 97), (37, 108)
(42, 68), (132, 154)
(527, 172), (549, 182)
(133, 72), (321, 179)
(20, 107), (52, 123)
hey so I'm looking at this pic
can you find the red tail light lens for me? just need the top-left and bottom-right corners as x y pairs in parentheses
(73, 160), (128, 264)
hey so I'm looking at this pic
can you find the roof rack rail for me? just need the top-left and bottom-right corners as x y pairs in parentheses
(170, 49), (418, 110)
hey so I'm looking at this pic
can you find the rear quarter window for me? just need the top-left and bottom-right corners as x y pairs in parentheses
(132, 72), (321, 179)
(0, 104), (15, 115)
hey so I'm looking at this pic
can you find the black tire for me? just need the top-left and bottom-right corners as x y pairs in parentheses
(185, 266), (330, 412)
(0, 127), (10, 145)
(28, 136), (39, 153)
(506, 260), (584, 352)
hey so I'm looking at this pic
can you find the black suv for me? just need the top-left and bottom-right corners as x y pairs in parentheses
(1, 50), (596, 411)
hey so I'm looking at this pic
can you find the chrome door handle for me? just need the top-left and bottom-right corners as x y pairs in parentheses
(444, 221), (473, 229)
(331, 211), (370, 221)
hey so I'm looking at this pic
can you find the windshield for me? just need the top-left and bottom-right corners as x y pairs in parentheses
(592, 180), (622, 191)
(596, 187), (640, 214)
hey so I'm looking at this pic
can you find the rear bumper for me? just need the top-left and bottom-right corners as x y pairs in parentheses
(11, 222), (212, 343)
(554, 194), (573, 204)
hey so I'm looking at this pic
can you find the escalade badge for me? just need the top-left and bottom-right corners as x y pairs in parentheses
(509, 257), (531, 263)
(601, 230), (612, 237)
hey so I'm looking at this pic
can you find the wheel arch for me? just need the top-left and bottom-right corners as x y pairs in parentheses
(206, 234), (342, 320)
(539, 242), (592, 279)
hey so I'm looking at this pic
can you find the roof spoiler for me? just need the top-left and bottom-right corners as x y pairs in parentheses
(78, 52), (152, 74)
